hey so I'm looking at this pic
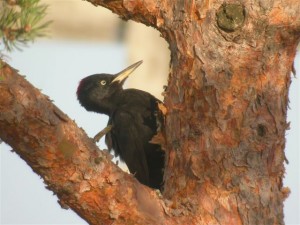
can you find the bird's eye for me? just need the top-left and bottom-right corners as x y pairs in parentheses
(100, 80), (106, 86)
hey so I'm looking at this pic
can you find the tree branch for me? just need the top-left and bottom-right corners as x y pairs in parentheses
(0, 61), (167, 225)
(1, 0), (300, 224)
(87, 0), (167, 29)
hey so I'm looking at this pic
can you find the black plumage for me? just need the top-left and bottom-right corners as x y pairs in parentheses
(76, 61), (164, 189)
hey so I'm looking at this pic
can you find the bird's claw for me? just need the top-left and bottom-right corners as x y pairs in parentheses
(93, 125), (113, 143)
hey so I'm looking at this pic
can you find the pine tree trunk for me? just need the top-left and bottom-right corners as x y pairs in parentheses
(0, 0), (299, 224)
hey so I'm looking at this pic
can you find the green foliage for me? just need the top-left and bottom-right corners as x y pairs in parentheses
(0, 0), (51, 52)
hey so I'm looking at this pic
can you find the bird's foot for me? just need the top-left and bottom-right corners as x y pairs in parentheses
(93, 125), (113, 143)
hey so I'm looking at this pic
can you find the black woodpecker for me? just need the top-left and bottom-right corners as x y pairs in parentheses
(76, 61), (165, 190)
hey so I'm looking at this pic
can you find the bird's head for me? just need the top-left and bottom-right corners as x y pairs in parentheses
(77, 60), (143, 114)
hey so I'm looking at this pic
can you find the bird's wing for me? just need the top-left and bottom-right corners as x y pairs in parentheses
(107, 109), (150, 186)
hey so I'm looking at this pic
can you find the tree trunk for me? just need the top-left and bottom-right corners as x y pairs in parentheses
(1, 0), (300, 224)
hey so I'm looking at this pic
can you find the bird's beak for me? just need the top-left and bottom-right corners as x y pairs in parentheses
(111, 60), (143, 84)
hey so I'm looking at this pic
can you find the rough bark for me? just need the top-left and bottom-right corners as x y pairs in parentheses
(1, 0), (300, 224)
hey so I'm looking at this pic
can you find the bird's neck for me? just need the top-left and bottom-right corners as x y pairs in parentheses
(93, 91), (125, 116)
(94, 99), (113, 115)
